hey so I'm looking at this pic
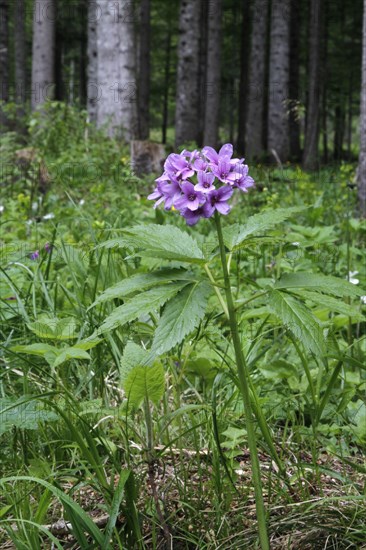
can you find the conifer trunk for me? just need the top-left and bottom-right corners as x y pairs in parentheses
(358, 0), (366, 217)
(203, 0), (222, 148)
(31, 0), (56, 110)
(303, 0), (323, 170)
(175, 0), (200, 148)
(246, 0), (269, 159)
(267, 0), (290, 161)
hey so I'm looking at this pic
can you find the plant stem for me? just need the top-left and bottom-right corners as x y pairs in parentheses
(214, 213), (269, 550)
(204, 263), (229, 318)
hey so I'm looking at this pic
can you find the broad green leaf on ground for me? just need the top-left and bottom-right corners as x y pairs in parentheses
(90, 269), (196, 308)
(223, 207), (305, 250)
(10, 343), (58, 356)
(53, 346), (91, 367)
(124, 363), (165, 408)
(0, 397), (58, 435)
(274, 272), (363, 298)
(268, 289), (326, 356)
(97, 281), (188, 334)
(151, 281), (211, 356)
(121, 224), (205, 264)
(27, 317), (78, 340)
(291, 290), (364, 321)
(120, 342), (153, 385)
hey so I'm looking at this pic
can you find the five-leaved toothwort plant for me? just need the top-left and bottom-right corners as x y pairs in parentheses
(149, 144), (269, 550)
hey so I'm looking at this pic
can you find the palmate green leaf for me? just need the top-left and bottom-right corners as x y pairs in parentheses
(97, 281), (188, 334)
(223, 206), (305, 250)
(268, 289), (326, 356)
(274, 272), (363, 298)
(151, 281), (211, 356)
(90, 268), (195, 308)
(124, 363), (165, 408)
(122, 224), (205, 264)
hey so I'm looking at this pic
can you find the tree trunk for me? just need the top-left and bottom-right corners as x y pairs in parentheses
(321, 0), (329, 163)
(203, 0), (222, 149)
(31, 0), (56, 110)
(237, 0), (251, 155)
(138, 0), (151, 139)
(289, 0), (301, 160)
(267, 0), (290, 161)
(87, 0), (98, 123)
(246, 0), (269, 159)
(197, 0), (208, 147)
(175, 0), (200, 148)
(303, 0), (322, 170)
(0, 0), (9, 128)
(96, 1), (138, 139)
(358, 0), (366, 217)
(14, 0), (26, 108)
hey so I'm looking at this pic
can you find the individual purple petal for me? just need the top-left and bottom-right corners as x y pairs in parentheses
(202, 146), (219, 165)
(218, 143), (233, 159)
(181, 206), (205, 225)
(193, 157), (208, 171)
(195, 171), (216, 193)
(215, 201), (231, 215)
(160, 180), (182, 209)
(148, 187), (163, 201)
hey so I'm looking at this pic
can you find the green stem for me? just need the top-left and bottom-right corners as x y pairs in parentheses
(204, 263), (229, 318)
(214, 213), (269, 550)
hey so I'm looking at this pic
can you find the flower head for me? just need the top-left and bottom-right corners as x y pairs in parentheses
(148, 144), (254, 225)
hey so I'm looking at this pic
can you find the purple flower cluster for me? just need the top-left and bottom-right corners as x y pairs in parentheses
(148, 144), (254, 225)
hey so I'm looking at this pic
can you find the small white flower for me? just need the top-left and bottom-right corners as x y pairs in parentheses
(79, 199), (85, 206)
(348, 271), (359, 285)
(0, 205), (4, 214)
(43, 212), (55, 220)
(361, 296), (366, 305)
(291, 242), (300, 246)
(32, 201), (38, 212)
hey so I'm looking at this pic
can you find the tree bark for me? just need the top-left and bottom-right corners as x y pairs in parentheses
(203, 0), (222, 149)
(358, 0), (366, 217)
(289, 0), (301, 160)
(96, 1), (138, 139)
(87, 0), (98, 123)
(267, 0), (290, 161)
(237, 0), (251, 155)
(138, 0), (151, 139)
(197, 0), (208, 147)
(0, 0), (9, 128)
(14, 0), (26, 108)
(246, 0), (269, 159)
(31, 0), (56, 111)
(175, 0), (201, 148)
(303, 0), (322, 170)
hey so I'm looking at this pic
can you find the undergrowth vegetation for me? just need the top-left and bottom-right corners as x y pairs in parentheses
(0, 104), (365, 549)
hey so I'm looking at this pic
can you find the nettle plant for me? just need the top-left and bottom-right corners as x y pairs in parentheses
(93, 145), (364, 549)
